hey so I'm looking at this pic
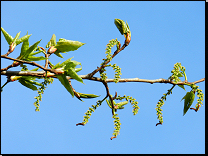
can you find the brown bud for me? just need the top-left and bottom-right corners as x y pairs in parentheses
(9, 42), (16, 53)
(12, 61), (20, 67)
(48, 46), (57, 54)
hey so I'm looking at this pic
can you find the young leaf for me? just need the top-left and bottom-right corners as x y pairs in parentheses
(75, 66), (82, 73)
(1, 27), (14, 45)
(24, 56), (48, 61)
(16, 34), (32, 45)
(178, 84), (186, 91)
(52, 57), (73, 69)
(106, 99), (112, 109)
(114, 19), (127, 35)
(46, 34), (56, 48)
(30, 67), (39, 71)
(54, 51), (64, 58)
(55, 38), (85, 52)
(21, 40), (41, 60)
(59, 57), (74, 68)
(65, 67), (83, 84)
(20, 31), (30, 58)
(56, 74), (74, 97)
(13, 31), (21, 44)
(18, 78), (38, 91)
(125, 21), (131, 37)
(29, 50), (43, 56)
(116, 101), (128, 109)
(77, 92), (100, 99)
(181, 91), (195, 116)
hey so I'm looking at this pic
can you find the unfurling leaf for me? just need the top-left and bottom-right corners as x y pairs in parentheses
(18, 76), (43, 91)
(181, 91), (195, 116)
(19, 78), (38, 91)
(1, 27), (14, 45)
(178, 84), (186, 91)
(16, 34), (32, 45)
(106, 99), (112, 109)
(56, 74), (74, 97)
(114, 19), (131, 37)
(20, 31), (30, 57)
(52, 57), (83, 84)
(65, 67), (83, 84)
(46, 34), (56, 48)
(114, 19), (127, 35)
(24, 56), (48, 61)
(54, 51), (64, 58)
(12, 31), (21, 44)
(55, 38), (85, 52)
(77, 92), (100, 99)
(116, 101), (128, 109)
(19, 40), (41, 60)
(52, 57), (73, 69)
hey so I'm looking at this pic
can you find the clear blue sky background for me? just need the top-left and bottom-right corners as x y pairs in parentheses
(1, 1), (205, 154)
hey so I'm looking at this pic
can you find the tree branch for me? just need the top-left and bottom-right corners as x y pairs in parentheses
(86, 39), (129, 79)
(1, 55), (58, 74)
(1, 70), (205, 85)
(101, 80), (115, 115)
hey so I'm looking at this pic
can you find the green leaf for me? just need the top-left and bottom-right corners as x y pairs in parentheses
(18, 78), (38, 91)
(46, 34), (56, 48)
(75, 66), (82, 73)
(106, 99), (112, 109)
(125, 21), (131, 37)
(1, 27), (14, 45)
(181, 91), (195, 116)
(78, 92), (100, 98)
(13, 31), (21, 44)
(24, 56), (48, 61)
(65, 67), (83, 83)
(20, 31), (30, 58)
(60, 57), (74, 68)
(52, 57), (73, 69)
(29, 50), (43, 56)
(54, 51), (64, 58)
(117, 101), (128, 109)
(65, 60), (80, 69)
(62, 59), (83, 83)
(114, 19), (127, 35)
(178, 84), (186, 91)
(21, 40), (41, 60)
(53, 58), (83, 83)
(27, 79), (43, 86)
(30, 67), (39, 71)
(55, 38), (85, 52)
(16, 34), (31, 45)
(20, 76), (43, 86)
(56, 74), (74, 97)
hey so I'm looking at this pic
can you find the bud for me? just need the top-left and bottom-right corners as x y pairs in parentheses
(114, 19), (131, 39)
(114, 19), (126, 35)
(116, 41), (121, 50)
(124, 33), (131, 46)
(12, 61), (20, 67)
(10, 76), (22, 82)
(48, 46), (57, 54)
(9, 42), (16, 52)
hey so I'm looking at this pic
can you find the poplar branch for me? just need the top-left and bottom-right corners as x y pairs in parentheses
(1, 70), (205, 85)
(1, 55), (57, 74)
(86, 41), (128, 79)
(101, 80), (115, 115)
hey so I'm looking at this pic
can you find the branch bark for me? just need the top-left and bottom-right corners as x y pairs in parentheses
(1, 70), (205, 85)
(1, 55), (58, 74)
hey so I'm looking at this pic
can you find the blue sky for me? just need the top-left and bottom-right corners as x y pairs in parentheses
(1, 1), (205, 154)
